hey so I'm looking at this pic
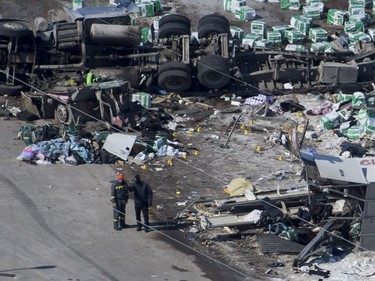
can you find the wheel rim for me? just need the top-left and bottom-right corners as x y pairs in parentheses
(56, 104), (68, 123)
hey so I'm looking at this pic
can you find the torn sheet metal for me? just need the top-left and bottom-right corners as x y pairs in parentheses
(257, 233), (305, 254)
(103, 133), (137, 161)
(302, 151), (372, 184)
(200, 213), (260, 229)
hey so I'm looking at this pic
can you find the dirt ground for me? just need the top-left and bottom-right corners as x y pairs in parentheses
(0, 0), (369, 280)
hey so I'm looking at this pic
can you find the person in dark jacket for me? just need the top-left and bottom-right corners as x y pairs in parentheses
(129, 174), (153, 232)
(111, 173), (129, 230)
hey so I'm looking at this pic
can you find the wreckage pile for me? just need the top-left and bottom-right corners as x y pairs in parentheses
(5, 83), (375, 279)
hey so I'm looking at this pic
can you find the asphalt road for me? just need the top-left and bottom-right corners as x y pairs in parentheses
(0, 119), (248, 281)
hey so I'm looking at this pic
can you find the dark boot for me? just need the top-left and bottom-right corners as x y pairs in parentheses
(114, 222), (121, 231)
(120, 220), (129, 229)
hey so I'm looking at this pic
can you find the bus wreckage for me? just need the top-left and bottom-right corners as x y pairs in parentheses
(1, 1), (375, 124)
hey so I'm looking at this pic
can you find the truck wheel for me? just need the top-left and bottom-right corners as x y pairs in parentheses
(159, 14), (191, 30)
(0, 20), (32, 37)
(198, 55), (230, 89)
(158, 61), (191, 75)
(158, 22), (191, 38)
(55, 104), (72, 124)
(198, 14), (229, 27)
(198, 15), (230, 39)
(0, 84), (23, 96)
(158, 70), (191, 92)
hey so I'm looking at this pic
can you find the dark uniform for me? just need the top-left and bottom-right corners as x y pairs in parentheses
(111, 174), (129, 230)
(129, 175), (153, 232)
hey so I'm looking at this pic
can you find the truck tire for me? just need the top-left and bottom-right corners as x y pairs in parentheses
(198, 14), (229, 27)
(198, 55), (230, 89)
(55, 104), (73, 124)
(198, 14), (230, 39)
(158, 61), (191, 75)
(198, 22), (230, 39)
(158, 70), (191, 92)
(0, 84), (23, 96)
(0, 20), (32, 38)
(159, 14), (191, 30)
(158, 22), (191, 38)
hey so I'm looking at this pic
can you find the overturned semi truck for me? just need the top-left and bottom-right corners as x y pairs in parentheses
(1, 2), (375, 123)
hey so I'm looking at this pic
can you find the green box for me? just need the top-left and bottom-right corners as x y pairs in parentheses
(344, 21), (364, 33)
(242, 33), (262, 47)
(272, 25), (293, 40)
(349, 0), (366, 5)
(350, 14), (372, 27)
(310, 42), (329, 52)
(349, 4), (365, 15)
(303, 6), (321, 20)
(348, 32), (372, 43)
(285, 44), (307, 52)
(230, 26), (244, 40)
(251, 21), (266, 38)
(224, 0), (232, 11)
(285, 30), (305, 44)
(337, 90), (354, 102)
(327, 9), (348, 26)
(309, 27), (327, 42)
(253, 39), (273, 49)
(137, 3), (155, 17)
(353, 91), (366, 106)
(141, 27), (150, 43)
(235, 6), (256, 21)
(346, 125), (363, 139)
(280, 0), (301, 10)
(307, 2), (324, 12)
(152, 0), (163, 12)
(368, 28), (375, 41)
(320, 110), (341, 130)
(267, 31), (282, 44)
(306, 0), (323, 3)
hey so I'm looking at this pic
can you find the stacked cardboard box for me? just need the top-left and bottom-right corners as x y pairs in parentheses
(285, 44), (307, 51)
(137, 2), (155, 17)
(306, 1), (324, 12)
(347, 31), (372, 43)
(280, 0), (301, 10)
(327, 9), (348, 26)
(231, 0), (247, 13)
(251, 21), (266, 38)
(310, 42), (331, 52)
(291, 15), (312, 35)
(254, 39), (273, 49)
(235, 6), (256, 21)
(349, 4), (365, 15)
(224, 0), (232, 11)
(141, 27), (151, 43)
(368, 28), (375, 41)
(349, 14), (372, 27)
(303, 6), (321, 19)
(344, 21), (364, 33)
(230, 26), (244, 39)
(309, 27), (328, 42)
(285, 29), (305, 44)
(267, 31), (282, 44)
(242, 33), (262, 47)
(272, 25), (293, 40)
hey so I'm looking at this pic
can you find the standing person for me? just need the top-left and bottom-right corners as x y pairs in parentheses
(129, 175), (153, 232)
(111, 173), (129, 231)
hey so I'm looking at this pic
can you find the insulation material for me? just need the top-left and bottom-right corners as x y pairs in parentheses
(267, 31), (282, 44)
(223, 177), (256, 197)
(303, 6), (321, 19)
(253, 39), (273, 49)
(285, 30), (304, 44)
(327, 9), (348, 26)
(242, 33), (262, 47)
(231, 0), (246, 13)
(280, 0), (301, 10)
(230, 26), (244, 39)
(285, 44), (307, 52)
